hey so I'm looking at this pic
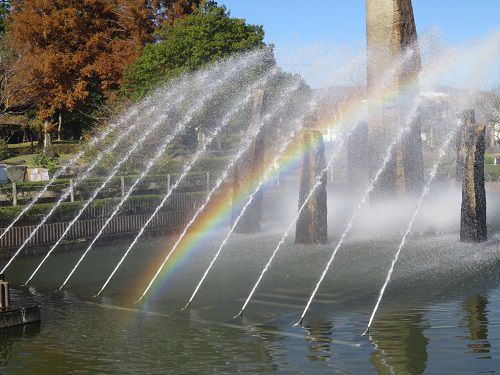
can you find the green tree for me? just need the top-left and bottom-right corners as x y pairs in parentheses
(0, 0), (9, 35)
(122, 2), (266, 100)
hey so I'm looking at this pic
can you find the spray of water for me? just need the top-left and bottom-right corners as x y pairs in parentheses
(181, 105), (315, 310)
(235, 124), (357, 317)
(238, 47), (413, 318)
(135, 79), (302, 303)
(293, 97), (422, 326)
(188, 48), (415, 312)
(3, 51), (266, 277)
(58, 55), (270, 290)
(25, 120), (164, 284)
(362, 125), (459, 335)
(0, 51), (268, 275)
(0, 70), (206, 243)
(0, 109), (167, 274)
(1, 82), (194, 276)
(0, 109), (140, 242)
(94, 67), (279, 297)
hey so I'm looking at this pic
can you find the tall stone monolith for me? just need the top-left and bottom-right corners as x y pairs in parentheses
(456, 110), (476, 181)
(232, 89), (266, 233)
(460, 119), (487, 243)
(295, 128), (328, 244)
(347, 120), (369, 191)
(366, 0), (424, 196)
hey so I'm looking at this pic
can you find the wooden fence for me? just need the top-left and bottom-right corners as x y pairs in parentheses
(0, 194), (202, 252)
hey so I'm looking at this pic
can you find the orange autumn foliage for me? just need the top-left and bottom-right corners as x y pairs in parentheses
(7, 0), (201, 120)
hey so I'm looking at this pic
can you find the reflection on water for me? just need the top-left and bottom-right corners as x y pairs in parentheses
(369, 312), (429, 375)
(303, 321), (334, 362)
(0, 322), (40, 368)
(463, 294), (491, 358)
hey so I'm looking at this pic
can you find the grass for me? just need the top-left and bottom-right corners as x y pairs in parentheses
(2, 140), (80, 166)
(485, 153), (500, 165)
(1, 153), (76, 166)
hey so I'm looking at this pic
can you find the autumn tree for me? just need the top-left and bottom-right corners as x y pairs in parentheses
(5, 0), (202, 140)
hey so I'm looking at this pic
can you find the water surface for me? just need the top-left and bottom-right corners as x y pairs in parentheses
(1, 231), (500, 374)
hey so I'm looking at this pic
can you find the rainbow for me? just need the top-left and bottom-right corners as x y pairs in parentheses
(134, 44), (472, 306)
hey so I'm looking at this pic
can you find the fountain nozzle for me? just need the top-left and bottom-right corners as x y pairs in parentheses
(180, 302), (191, 311)
(233, 310), (244, 319)
(293, 318), (303, 327)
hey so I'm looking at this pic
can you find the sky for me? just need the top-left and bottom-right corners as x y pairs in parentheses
(218, 0), (500, 88)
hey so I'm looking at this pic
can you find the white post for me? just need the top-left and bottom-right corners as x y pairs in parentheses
(12, 183), (17, 207)
(120, 177), (125, 197)
(69, 179), (75, 202)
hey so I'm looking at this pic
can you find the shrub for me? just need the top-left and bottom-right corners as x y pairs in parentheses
(0, 139), (9, 160)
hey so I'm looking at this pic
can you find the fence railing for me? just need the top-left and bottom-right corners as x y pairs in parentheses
(0, 194), (203, 250)
(0, 172), (218, 206)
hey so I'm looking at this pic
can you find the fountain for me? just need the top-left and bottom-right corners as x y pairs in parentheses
(0, 2), (498, 373)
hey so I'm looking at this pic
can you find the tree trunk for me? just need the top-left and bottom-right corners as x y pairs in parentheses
(58, 112), (62, 141)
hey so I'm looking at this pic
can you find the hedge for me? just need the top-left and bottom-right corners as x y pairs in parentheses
(0, 171), (222, 202)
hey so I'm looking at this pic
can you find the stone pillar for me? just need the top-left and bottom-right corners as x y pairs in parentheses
(347, 121), (369, 191)
(232, 89), (266, 233)
(402, 106), (424, 194)
(456, 110), (476, 181)
(460, 119), (487, 243)
(295, 130), (328, 244)
(366, 0), (423, 196)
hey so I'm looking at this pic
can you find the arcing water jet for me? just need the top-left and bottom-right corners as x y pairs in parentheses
(94, 66), (279, 297)
(136, 79), (303, 303)
(58, 52), (271, 290)
(363, 124), (460, 335)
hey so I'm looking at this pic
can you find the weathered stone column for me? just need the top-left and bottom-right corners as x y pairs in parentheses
(366, 0), (424, 196)
(347, 121), (369, 191)
(460, 120), (487, 243)
(295, 129), (328, 244)
(402, 106), (424, 194)
(232, 89), (266, 233)
(456, 110), (476, 181)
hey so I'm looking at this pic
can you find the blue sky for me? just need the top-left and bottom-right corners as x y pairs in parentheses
(218, 1), (500, 88)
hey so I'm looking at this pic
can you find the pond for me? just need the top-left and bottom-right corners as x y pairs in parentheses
(1, 230), (500, 374)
